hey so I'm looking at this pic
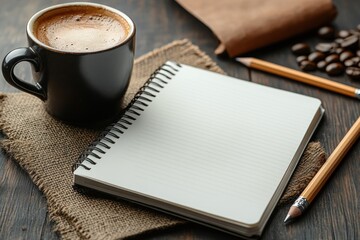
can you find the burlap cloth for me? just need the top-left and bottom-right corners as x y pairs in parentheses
(0, 39), (326, 239)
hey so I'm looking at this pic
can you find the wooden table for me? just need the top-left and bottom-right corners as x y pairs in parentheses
(1, 0), (359, 239)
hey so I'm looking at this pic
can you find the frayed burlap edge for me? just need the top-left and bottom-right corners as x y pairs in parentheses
(0, 94), (84, 239)
(133, 39), (225, 77)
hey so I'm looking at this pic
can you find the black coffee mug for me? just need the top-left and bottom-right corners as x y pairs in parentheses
(2, 2), (135, 127)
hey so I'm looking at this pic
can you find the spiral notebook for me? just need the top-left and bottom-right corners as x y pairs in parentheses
(73, 61), (324, 238)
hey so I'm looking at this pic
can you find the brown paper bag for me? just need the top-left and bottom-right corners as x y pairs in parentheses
(176, 0), (337, 57)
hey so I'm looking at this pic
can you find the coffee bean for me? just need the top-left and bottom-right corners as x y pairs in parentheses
(315, 43), (333, 54)
(345, 67), (360, 80)
(338, 30), (351, 38)
(291, 25), (360, 77)
(291, 43), (311, 55)
(300, 60), (316, 71)
(335, 38), (344, 44)
(335, 47), (345, 54)
(331, 42), (340, 48)
(308, 51), (326, 62)
(340, 51), (354, 62)
(325, 54), (339, 63)
(349, 29), (360, 36)
(296, 55), (307, 64)
(344, 59), (355, 67)
(318, 26), (335, 39)
(326, 63), (344, 75)
(340, 36), (359, 50)
(317, 61), (327, 71)
(352, 57), (360, 64)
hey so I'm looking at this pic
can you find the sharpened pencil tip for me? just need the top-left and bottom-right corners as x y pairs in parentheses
(284, 204), (303, 225)
(283, 214), (293, 224)
(234, 57), (252, 67)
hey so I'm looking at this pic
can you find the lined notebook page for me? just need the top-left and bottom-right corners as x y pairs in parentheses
(75, 62), (322, 226)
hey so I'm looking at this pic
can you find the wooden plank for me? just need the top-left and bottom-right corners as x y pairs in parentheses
(0, 144), (56, 239)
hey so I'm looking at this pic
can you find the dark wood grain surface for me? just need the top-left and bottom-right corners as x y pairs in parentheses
(0, 0), (359, 239)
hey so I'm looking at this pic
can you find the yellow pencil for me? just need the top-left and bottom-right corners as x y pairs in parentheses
(235, 57), (360, 99)
(284, 116), (360, 223)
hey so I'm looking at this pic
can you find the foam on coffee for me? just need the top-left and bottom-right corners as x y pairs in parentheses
(33, 5), (131, 52)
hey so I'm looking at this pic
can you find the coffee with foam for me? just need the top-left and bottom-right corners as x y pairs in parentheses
(33, 5), (131, 52)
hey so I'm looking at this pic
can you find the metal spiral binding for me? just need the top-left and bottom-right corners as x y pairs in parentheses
(72, 62), (182, 171)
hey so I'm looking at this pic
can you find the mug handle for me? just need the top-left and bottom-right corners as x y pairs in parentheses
(2, 47), (46, 100)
